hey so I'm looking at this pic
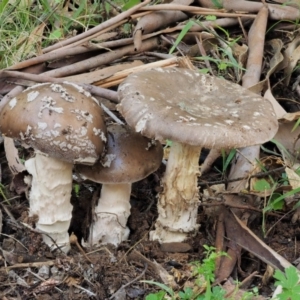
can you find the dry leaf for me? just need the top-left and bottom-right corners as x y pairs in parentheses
(65, 276), (81, 286)
(14, 23), (45, 63)
(264, 89), (286, 119)
(282, 36), (300, 85)
(274, 122), (300, 166)
(285, 167), (300, 189)
(249, 39), (284, 93)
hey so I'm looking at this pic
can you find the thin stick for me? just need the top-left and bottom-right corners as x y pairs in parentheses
(70, 233), (93, 264)
(101, 104), (125, 125)
(109, 263), (148, 300)
(0, 70), (119, 103)
(0, 260), (55, 271)
(43, 0), (151, 53)
(95, 57), (179, 87)
(27, 269), (63, 293)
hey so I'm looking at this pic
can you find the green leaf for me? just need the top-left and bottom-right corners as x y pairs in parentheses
(178, 287), (194, 299)
(145, 291), (166, 300)
(253, 179), (271, 192)
(264, 187), (300, 213)
(141, 280), (175, 297)
(49, 29), (63, 40)
(0, 0), (9, 15)
(274, 266), (300, 294)
(123, 0), (141, 11)
(199, 68), (210, 74)
(205, 15), (217, 21)
(211, 0), (223, 8)
(222, 148), (236, 173)
(169, 20), (194, 54)
(292, 118), (300, 132)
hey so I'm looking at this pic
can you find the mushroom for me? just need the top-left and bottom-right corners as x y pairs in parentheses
(117, 67), (279, 243)
(76, 123), (163, 246)
(0, 82), (106, 252)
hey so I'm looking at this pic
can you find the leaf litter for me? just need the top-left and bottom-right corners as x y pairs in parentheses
(1, 0), (300, 299)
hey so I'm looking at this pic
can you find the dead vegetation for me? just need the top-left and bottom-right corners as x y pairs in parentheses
(1, 0), (300, 299)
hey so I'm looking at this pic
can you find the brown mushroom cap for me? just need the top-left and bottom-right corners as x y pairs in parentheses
(77, 123), (163, 183)
(117, 68), (278, 149)
(0, 82), (106, 164)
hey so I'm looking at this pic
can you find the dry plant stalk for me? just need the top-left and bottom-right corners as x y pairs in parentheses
(42, 37), (164, 78)
(43, 0), (151, 53)
(133, 0), (192, 51)
(242, 5), (268, 88)
(95, 57), (179, 87)
(224, 0), (300, 20)
(216, 6), (270, 282)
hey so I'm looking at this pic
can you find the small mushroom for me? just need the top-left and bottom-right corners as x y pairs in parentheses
(76, 123), (163, 246)
(0, 82), (106, 252)
(117, 67), (279, 243)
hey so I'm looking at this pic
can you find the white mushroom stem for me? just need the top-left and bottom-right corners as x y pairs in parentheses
(150, 141), (201, 243)
(87, 183), (131, 246)
(25, 153), (73, 253)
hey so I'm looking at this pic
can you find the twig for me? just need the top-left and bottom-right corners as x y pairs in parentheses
(72, 283), (97, 297)
(104, 0), (122, 13)
(224, 271), (258, 298)
(109, 263), (148, 299)
(139, 4), (257, 18)
(195, 36), (213, 75)
(43, 0), (151, 53)
(27, 268), (63, 293)
(69, 233), (93, 264)
(0, 233), (29, 251)
(101, 103), (124, 125)
(198, 166), (286, 186)
(0, 70), (119, 103)
(0, 260), (55, 271)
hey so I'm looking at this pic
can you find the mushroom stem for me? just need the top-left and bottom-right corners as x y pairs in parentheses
(87, 183), (131, 246)
(150, 141), (201, 243)
(25, 153), (73, 253)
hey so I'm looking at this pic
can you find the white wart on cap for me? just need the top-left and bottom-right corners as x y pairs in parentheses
(0, 82), (106, 164)
(117, 67), (278, 149)
(117, 68), (278, 243)
(0, 82), (107, 252)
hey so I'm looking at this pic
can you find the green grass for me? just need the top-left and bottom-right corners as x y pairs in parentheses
(0, 0), (131, 69)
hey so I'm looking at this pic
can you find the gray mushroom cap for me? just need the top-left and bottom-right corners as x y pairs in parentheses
(77, 123), (163, 184)
(0, 82), (107, 164)
(117, 68), (279, 149)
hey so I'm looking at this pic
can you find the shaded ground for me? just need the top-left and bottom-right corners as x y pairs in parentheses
(1, 145), (300, 299)
(1, 1), (300, 299)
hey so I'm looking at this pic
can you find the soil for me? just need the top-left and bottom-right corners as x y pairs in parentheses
(0, 142), (299, 299)
(1, 5), (300, 299)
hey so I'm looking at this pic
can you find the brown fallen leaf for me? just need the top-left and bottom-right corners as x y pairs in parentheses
(273, 121), (300, 166)
(218, 5), (276, 282)
(249, 39), (284, 94)
(283, 37), (300, 86)
(224, 209), (293, 272)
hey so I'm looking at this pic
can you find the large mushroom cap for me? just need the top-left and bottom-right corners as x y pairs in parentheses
(77, 123), (163, 183)
(0, 82), (107, 164)
(117, 68), (278, 149)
